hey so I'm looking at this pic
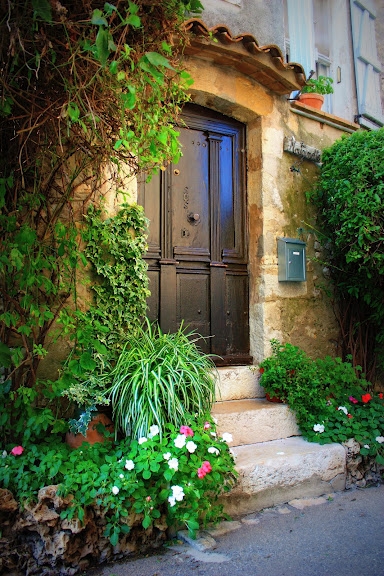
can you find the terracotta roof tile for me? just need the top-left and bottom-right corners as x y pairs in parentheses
(184, 19), (306, 95)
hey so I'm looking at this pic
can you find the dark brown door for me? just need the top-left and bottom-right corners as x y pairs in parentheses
(139, 104), (250, 365)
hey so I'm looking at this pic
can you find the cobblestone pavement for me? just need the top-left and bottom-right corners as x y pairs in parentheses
(87, 483), (384, 576)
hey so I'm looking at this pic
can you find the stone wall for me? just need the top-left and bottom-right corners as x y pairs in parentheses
(0, 486), (167, 575)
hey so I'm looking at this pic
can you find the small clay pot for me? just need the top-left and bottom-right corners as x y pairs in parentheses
(65, 412), (114, 449)
(265, 392), (284, 403)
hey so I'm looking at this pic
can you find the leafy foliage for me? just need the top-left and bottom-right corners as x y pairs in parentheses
(311, 128), (384, 380)
(0, 414), (237, 542)
(108, 319), (217, 439)
(255, 340), (384, 465)
(301, 75), (334, 94)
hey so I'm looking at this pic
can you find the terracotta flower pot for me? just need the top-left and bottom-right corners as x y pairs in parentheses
(298, 93), (324, 110)
(265, 392), (284, 403)
(65, 412), (114, 449)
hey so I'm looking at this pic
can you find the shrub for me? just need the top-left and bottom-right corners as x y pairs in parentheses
(254, 341), (384, 465)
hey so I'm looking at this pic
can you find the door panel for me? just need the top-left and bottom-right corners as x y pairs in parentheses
(139, 104), (251, 364)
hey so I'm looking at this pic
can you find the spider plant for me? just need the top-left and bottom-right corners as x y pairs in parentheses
(108, 319), (217, 439)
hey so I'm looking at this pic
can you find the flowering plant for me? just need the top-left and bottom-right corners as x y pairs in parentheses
(254, 341), (384, 465)
(0, 414), (237, 544)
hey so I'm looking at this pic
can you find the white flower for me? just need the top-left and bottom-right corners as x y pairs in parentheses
(171, 485), (185, 502)
(222, 432), (233, 443)
(119, 473), (124, 479)
(186, 441), (197, 453)
(138, 437), (148, 445)
(212, 417), (218, 424)
(168, 457), (179, 471)
(174, 434), (186, 449)
(364, 444), (370, 449)
(168, 495), (176, 507)
(338, 406), (348, 414)
(210, 431), (217, 437)
(208, 446), (220, 456)
(313, 423), (325, 433)
(112, 486), (120, 495)
(148, 424), (160, 438)
(163, 452), (171, 461)
(125, 459), (135, 470)
(2, 450), (7, 458)
(375, 436), (384, 444)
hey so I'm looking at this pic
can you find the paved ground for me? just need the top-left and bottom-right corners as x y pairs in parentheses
(87, 484), (384, 576)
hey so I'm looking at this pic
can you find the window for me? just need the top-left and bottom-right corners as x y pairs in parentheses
(284, 0), (332, 113)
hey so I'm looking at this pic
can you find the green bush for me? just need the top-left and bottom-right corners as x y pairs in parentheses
(254, 341), (384, 464)
(312, 128), (384, 380)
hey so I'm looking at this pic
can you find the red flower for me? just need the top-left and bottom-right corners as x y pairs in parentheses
(349, 396), (358, 404)
(10, 446), (24, 456)
(361, 393), (372, 404)
(347, 414), (353, 419)
(180, 425), (194, 437)
(259, 367), (265, 374)
(379, 393), (383, 399)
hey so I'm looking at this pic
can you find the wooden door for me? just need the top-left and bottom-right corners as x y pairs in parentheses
(139, 104), (250, 365)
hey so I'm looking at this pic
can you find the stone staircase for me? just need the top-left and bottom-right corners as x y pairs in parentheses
(212, 366), (347, 517)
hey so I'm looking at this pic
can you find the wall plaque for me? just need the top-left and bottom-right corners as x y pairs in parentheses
(283, 136), (321, 163)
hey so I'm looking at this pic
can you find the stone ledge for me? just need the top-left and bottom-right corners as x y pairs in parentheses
(222, 437), (346, 516)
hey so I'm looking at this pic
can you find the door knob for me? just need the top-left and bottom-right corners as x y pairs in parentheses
(187, 212), (200, 224)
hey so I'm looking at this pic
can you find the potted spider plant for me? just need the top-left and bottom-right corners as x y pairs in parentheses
(107, 318), (217, 439)
(298, 75), (334, 110)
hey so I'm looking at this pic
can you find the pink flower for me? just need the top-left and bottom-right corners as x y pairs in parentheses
(203, 421), (210, 430)
(10, 446), (24, 456)
(201, 461), (212, 473)
(362, 393), (372, 404)
(146, 496), (152, 502)
(197, 468), (206, 479)
(349, 396), (358, 404)
(180, 425), (194, 437)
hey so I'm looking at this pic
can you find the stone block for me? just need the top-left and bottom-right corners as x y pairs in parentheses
(222, 437), (346, 516)
(212, 399), (300, 445)
(215, 366), (264, 401)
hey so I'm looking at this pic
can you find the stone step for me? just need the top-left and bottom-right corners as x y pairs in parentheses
(222, 437), (346, 516)
(215, 366), (264, 401)
(212, 398), (300, 445)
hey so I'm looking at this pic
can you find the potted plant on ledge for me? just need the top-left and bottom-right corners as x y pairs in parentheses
(298, 75), (334, 110)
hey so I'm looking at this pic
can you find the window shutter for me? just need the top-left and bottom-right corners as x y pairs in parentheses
(286, 0), (315, 78)
(350, 0), (384, 129)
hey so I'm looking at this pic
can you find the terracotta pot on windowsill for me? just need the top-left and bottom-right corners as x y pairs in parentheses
(298, 93), (324, 110)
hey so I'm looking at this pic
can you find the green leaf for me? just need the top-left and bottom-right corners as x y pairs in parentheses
(142, 515), (152, 529)
(127, 14), (141, 28)
(79, 352), (97, 371)
(91, 9), (108, 26)
(67, 102), (80, 123)
(110, 530), (119, 546)
(96, 28), (110, 67)
(0, 343), (12, 367)
(32, 0), (52, 22)
(145, 52), (174, 69)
